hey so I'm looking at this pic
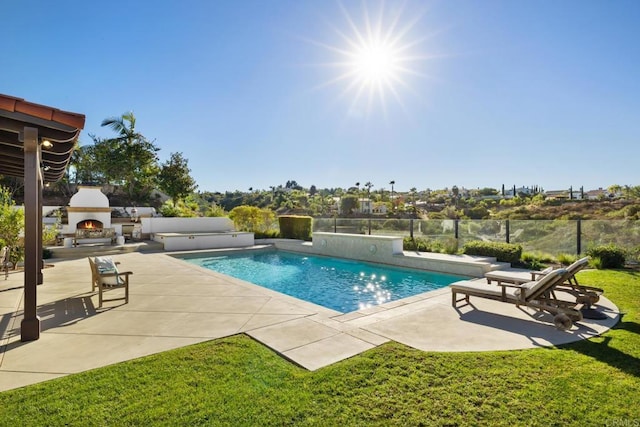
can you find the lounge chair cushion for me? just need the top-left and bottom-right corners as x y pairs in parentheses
(517, 269), (565, 298)
(450, 280), (520, 300)
(513, 281), (538, 298)
(567, 257), (590, 272)
(94, 256), (123, 285)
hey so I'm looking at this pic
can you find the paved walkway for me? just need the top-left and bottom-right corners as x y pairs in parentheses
(0, 251), (619, 392)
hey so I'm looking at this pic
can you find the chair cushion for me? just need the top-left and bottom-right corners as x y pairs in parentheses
(450, 280), (520, 299)
(513, 281), (537, 298)
(94, 256), (122, 285)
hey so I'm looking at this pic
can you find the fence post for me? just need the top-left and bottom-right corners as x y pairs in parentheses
(410, 219), (414, 239)
(577, 219), (582, 255)
(454, 219), (459, 239)
(505, 219), (510, 244)
(334, 217), (337, 233)
(368, 218), (372, 235)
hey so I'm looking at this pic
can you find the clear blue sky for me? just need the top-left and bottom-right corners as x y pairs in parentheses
(4, 0), (639, 193)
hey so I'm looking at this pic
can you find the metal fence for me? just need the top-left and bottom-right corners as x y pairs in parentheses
(311, 218), (640, 260)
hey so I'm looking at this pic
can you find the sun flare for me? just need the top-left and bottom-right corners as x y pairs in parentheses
(309, 1), (431, 117)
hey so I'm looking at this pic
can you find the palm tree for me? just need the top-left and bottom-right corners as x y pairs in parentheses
(410, 187), (417, 216)
(101, 112), (139, 145)
(364, 182), (374, 214)
(389, 180), (395, 213)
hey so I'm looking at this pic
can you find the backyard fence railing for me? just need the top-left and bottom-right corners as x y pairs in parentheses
(310, 218), (640, 260)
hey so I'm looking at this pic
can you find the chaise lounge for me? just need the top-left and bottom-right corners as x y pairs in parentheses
(484, 257), (603, 305)
(451, 268), (584, 330)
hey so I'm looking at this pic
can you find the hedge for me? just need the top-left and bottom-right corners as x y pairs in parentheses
(462, 241), (523, 264)
(278, 215), (312, 241)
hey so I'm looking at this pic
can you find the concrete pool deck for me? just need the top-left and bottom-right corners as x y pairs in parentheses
(0, 251), (620, 392)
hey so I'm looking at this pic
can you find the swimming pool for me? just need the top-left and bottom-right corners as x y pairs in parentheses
(184, 251), (467, 313)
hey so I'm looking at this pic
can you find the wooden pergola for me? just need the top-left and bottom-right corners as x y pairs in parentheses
(0, 94), (85, 341)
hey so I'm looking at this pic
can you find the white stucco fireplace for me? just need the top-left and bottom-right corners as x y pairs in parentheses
(67, 186), (112, 234)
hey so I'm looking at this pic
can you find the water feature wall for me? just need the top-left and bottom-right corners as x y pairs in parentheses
(312, 232), (403, 263)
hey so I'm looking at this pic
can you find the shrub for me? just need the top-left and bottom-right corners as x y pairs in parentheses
(520, 251), (553, 270)
(585, 244), (626, 269)
(589, 257), (604, 270)
(254, 230), (280, 239)
(403, 237), (458, 254)
(556, 253), (578, 266)
(42, 225), (59, 246)
(404, 237), (429, 252)
(230, 206), (277, 234)
(278, 215), (312, 240)
(442, 238), (459, 254)
(462, 241), (523, 264)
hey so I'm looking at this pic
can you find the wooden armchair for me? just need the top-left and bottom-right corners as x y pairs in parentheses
(88, 256), (132, 307)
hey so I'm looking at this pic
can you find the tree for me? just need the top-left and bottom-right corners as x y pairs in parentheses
(451, 185), (460, 207)
(0, 175), (24, 200)
(285, 180), (302, 190)
(157, 152), (197, 202)
(478, 187), (498, 196)
(99, 112), (161, 203)
(0, 186), (24, 266)
(340, 194), (359, 215)
(409, 187), (417, 215)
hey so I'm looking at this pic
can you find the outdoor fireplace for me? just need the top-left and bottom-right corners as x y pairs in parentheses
(67, 186), (112, 233)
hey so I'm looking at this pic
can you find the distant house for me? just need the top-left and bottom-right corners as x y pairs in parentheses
(545, 190), (570, 199)
(357, 198), (373, 214)
(372, 202), (388, 215)
(585, 188), (613, 200)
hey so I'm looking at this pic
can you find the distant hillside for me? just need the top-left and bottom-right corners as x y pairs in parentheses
(489, 200), (640, 220)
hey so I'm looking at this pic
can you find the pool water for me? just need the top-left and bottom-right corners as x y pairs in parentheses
(185, 251), (466, 313)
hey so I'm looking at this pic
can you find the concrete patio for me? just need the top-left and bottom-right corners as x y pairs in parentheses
(0, 250), (619, 392)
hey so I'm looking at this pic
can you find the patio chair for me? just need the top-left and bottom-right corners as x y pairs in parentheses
(484, 257), (603, 305)
(451, 268), (584, 330)
(88, 256), (132, 307)
(1, 246), (13, 280)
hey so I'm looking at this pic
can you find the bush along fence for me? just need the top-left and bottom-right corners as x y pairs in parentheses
(311, 217), (640, 260)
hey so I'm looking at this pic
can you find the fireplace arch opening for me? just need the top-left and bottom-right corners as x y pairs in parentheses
(76, 220), (103, 230)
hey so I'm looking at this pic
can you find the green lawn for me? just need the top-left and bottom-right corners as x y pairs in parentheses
(1, 270), (638, 426)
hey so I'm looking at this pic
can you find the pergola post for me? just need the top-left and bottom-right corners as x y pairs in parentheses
(21, 126), (41, 341)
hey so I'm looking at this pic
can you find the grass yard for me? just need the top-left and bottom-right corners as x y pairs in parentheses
(1, 270), (638, 426)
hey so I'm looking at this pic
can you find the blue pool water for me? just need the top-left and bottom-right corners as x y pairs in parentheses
(185, 251), (466, 313)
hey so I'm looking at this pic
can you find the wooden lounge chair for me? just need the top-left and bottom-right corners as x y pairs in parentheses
(484, 257), (603, 305)
(88, 256), (132, 307)
(451, 268), (583, 330)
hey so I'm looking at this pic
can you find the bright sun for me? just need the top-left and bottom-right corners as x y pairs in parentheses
(310, 1), (430, 117)
(353, 42), (398, 84)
